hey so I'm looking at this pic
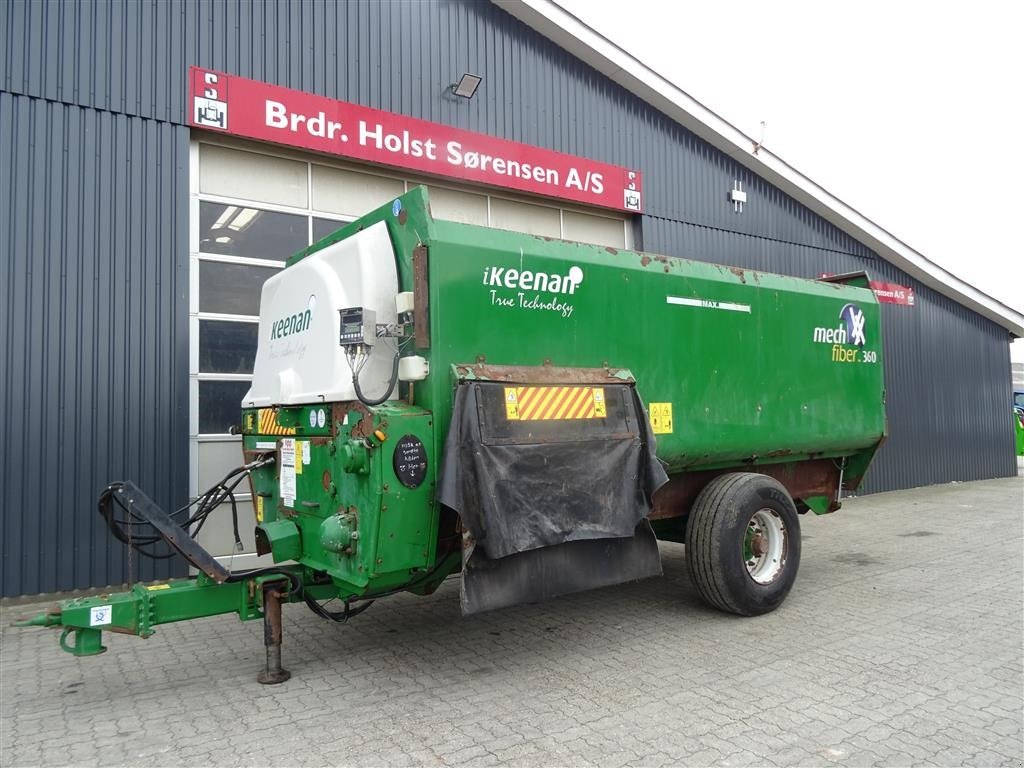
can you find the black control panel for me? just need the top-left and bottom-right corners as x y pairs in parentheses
(338, 306), (375, 347)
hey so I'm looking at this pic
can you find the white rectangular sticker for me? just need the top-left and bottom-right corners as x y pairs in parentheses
(302, 441), (311, 465)
(280, 438), (296, 506)
(89, 605), (113, 627)
(666, 295), (751, 313)
(255, 440), (276, 450)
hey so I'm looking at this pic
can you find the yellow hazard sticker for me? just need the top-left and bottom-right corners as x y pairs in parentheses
(649, 403), (673, 434)
(504, 387), (520, 419)
(294, 441), (303, 475)
(504, 386), (606, 421)
(256, 408), (296, 436)
(255, 495), (264, 523)
(145, 583), (171, 591)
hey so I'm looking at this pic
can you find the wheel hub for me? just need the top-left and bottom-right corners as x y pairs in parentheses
(751, 533), (767, 558)
(744, 508), (787, 585)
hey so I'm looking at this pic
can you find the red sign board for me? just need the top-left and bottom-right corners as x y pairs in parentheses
(869, 280), (915, 306)
(188, 67), (643, 213)
(819, 273), (916, 307)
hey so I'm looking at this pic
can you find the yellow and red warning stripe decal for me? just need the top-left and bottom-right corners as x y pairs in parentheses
(504, 386), (606, 421)
(256, 408), (296, 435)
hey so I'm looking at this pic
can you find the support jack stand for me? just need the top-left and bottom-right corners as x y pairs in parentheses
(257, 582), (291, 685)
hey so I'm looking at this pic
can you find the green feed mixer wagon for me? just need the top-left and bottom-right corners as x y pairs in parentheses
(17, 187), (886, 683)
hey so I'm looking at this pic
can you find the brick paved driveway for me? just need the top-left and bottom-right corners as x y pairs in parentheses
(2, 476), (1022, 767)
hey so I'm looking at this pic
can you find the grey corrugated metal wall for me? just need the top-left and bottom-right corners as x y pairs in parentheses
(0, 0), (1015, 595)
(0, 90), (190, 596)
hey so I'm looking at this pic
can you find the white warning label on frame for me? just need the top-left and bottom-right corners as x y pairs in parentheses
(89, 605), (113, 627)
(279, 438), (296, 506)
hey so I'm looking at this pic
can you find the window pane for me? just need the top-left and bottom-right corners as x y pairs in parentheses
(562, 210), (626, 248)
(426, 186), (488, 225)
(312, 217), (349, 242)
(199, 320), (259, 374)
(199, 261), (278, 316)
(199, 144), (308, 208)
(199, 202), (308, 261)
(311, 164), (404, 217)
(199, 380), (252, 434)
(197, 440), (247, 490)
(194, 499), (257, 557)
(490, 197), (561, 237)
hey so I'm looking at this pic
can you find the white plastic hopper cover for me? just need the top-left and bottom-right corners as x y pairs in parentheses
(242, 220), (399, 407)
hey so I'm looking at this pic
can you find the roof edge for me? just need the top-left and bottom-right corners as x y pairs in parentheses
(495, 0), (1024, 338)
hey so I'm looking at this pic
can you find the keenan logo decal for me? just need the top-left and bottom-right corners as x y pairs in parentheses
(483, 264), (583, 319)
(482, 265), (584, 295)
(271, 295), (317, 340)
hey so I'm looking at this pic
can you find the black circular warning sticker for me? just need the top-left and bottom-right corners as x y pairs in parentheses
(393, 434), (427, 489)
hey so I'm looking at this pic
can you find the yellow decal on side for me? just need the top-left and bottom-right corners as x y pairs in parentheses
(504, 387), (520, 419)
(504, 386), (606, 421)
(257, 408), (297, 436)
(295, 441), (303, 475)
(255, 495), (264, 523)
(145, 583), (172, 591)
(649, 403), (673, 434)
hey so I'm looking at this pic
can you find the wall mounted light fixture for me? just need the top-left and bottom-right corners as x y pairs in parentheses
(452, 73), (482, 99)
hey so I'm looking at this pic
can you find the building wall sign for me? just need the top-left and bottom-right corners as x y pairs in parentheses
(869, 280), (915, 307)
(188, 67), (643, 213)
(820, 273), (916, 307)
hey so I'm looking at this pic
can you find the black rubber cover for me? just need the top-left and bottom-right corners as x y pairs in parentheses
(438, 381), (668, 560)
(460, 520), (663, 615)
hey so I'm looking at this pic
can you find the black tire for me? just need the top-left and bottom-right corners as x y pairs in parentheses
(685, 472), (801, 616)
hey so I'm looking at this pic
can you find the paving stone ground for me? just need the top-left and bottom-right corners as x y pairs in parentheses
(2, 475), (1022, 767)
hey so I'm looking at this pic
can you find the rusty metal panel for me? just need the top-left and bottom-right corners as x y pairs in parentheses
(412, 244), (430, 350)
(651, 460), (842, 521)
(452, 364), (633, 385)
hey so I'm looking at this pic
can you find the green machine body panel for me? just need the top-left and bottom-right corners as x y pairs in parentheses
(425, 223), (885, 473)
(243, 402), (441, 596)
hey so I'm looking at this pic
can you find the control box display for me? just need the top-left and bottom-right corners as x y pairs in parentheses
(338, 307), (376, 347)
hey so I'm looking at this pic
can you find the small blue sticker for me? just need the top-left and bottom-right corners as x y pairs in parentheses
(392, 199), (402, 216)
